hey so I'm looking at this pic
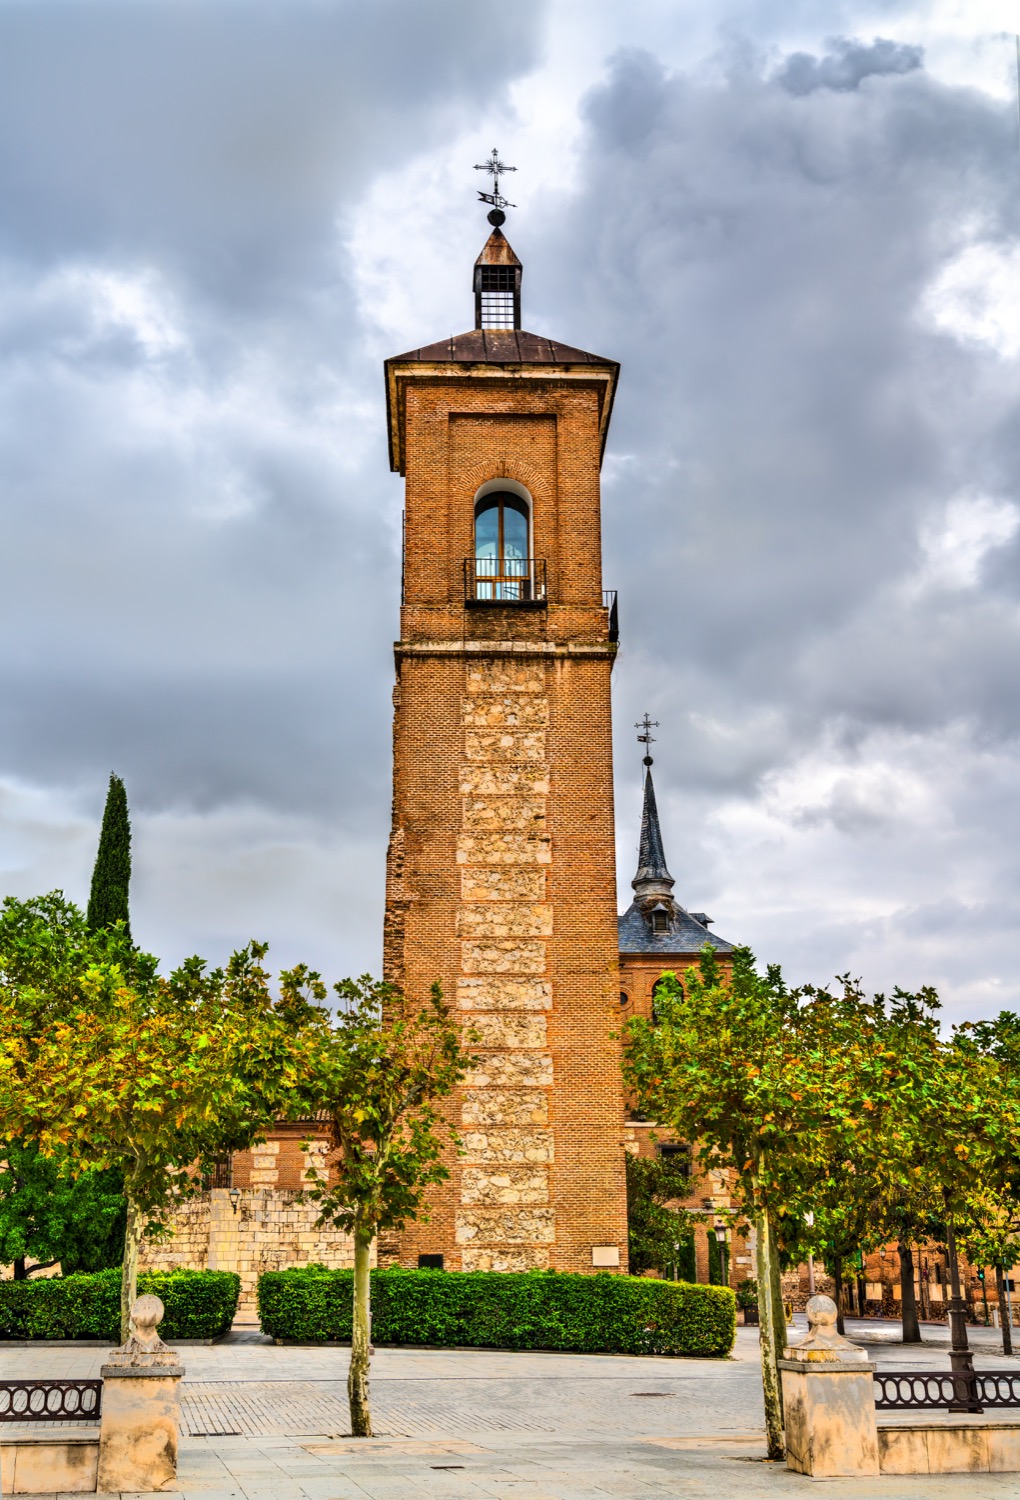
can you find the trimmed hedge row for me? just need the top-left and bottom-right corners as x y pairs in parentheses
(258, 1267), (735, 1358)
(0, 1268), (240, 1341)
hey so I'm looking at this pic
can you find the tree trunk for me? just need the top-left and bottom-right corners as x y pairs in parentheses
(13, 1257), (26, 1281)
(752, 1189), (784, 1461)
(348, 1223), (373, 1438)
(857, 1273), (867, 1320)
(120, 1191), (143, 1344)
(899, 1239), (921, 1344)
(997, 1266), (1013, 1357)
(769, 1232), (786, 1371)
(833, 1252), (845, 1336)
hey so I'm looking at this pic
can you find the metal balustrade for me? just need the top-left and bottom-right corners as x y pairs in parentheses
(0, 1379), (103, 1422)
(464, 557), (547, 605)
(873, 1369), (1020, 1412)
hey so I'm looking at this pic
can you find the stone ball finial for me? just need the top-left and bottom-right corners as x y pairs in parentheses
(806, 1294), (838, 1332)
(130, 1295), (165, 1343)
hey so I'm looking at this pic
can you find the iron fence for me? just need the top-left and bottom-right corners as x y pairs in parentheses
(0, 1379), (103, 1422)
(873, 1369), (1020, 1412)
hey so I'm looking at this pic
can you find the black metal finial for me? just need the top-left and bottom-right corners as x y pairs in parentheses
(636, 714), (659, 769)
(475, 147), (517, 214)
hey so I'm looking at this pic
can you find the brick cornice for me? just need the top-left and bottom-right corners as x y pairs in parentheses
(394, 639), (618, 662)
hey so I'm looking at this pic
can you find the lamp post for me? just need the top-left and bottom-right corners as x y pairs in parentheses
(714, 1219), (730, 1287)
(946, 1221), (982, 1413)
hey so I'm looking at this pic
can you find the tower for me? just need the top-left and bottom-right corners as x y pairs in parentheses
(382, 200), (628, 1273)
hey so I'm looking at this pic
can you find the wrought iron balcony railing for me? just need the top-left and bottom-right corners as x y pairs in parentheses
(465, 557), (547, 606)
(603, 589), (619, 644)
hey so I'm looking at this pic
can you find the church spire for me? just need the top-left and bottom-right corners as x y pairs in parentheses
(631, 715), (675, 900)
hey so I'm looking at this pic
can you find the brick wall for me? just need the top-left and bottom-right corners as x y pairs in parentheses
(384, 362), (628, 1273)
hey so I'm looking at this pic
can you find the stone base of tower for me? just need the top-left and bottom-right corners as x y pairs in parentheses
(386, 643), (628, 1276)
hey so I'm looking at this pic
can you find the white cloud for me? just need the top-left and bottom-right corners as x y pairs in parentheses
(922, 241), (1020, 359)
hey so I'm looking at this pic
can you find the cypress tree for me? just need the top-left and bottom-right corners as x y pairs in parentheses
(87, 774), (132, 939)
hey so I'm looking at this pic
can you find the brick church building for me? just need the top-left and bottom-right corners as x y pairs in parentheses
(140, 215), (748, 1305)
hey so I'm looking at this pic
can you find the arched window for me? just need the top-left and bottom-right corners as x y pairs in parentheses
(619, 991), (629, 1008)
(474, 492), (530, 600)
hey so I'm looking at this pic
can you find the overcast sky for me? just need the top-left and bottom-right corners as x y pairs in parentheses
(1, 0), (1018, 1021)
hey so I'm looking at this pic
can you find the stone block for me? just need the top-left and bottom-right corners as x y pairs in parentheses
(459, 764), (550, 796)
(780, 1358), (879, 1477)
(461, 940), (546, 975)
(98, 1368), (183, 1492)
(464, 1051), (553, 1087)
(461, 1166), (549, 1205)
(465, 661), (545, 693)
(460, 1127), (554, 1163)
(456, 904), (553, 938)
(878, 1427), (931, 1475)
(463, 730), (546, 762)
(457, 977), (551, 1011)
(456, 832), (552, 865)
(987, 1426), (1020, 1472)
(926, 1426), (988, 1474)
(461, 795), (547, 832)
(5, 1436), (99, 1494)
(461, 695), (549, 730)
(469, 1014), (547, 1048)
(455, 1206), (555, 1245)
(461, 1088), (548, 1125)
(461, 1245), (550, 1272)
(460, 868), (546, 902)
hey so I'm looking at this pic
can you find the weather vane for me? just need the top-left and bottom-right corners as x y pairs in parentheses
(635, 714), (659, 769)
(474, 147), (517, 225)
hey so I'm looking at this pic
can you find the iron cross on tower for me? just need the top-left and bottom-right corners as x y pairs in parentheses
(635, 714), (659, 770)
(474, 147), (517, 226)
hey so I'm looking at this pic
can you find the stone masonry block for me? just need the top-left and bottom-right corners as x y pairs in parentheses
(456, 904), (553, 938)
(461, 1245), (550, 1272)
(456, 833), (552, 865)
(462, 940), (546, 975)
(461, 697), (549, 730)
(460, 867), (546, 902)
(469, 1014), (547, 1048)
(464, 1051), (553, 1087)
(455, 1207), (555, 1245)
(460, 1127), (554, 1164)
(457, 977), (552, 1010)
(461, 796), (546, 832)
(461, 1088), (548, 1126)
(463, 730), (546, 762)
(465, 661), (545, 694)
(461, 1166), (549, 1205)
(459, 765), (550, 796)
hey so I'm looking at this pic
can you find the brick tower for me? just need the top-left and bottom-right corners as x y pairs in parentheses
(382, 207), (628, 1273)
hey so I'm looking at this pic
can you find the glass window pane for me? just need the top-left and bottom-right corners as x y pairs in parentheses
(502, 501), (528, 559)
(475, 503), (499, 559)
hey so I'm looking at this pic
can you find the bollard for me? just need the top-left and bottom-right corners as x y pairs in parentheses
(97, 1295), (185, 1493)
(778, 1294), (879, 1478)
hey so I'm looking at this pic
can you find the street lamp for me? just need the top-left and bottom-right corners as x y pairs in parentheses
(228, 1187), (241, 1215)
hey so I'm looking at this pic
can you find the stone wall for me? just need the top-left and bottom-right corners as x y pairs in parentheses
(139, 1188), (360, 1311)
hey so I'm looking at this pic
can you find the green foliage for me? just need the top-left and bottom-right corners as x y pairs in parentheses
(624, 1151), (697, 1277)
(87, 775), (132, 939)
(735, 1277), (758, 1310)
(0, 1269), (239, 1340)
(257, 1267), (735, 1357)
(0, 1139), (125, 1276)
(298, 978), (471, 1238)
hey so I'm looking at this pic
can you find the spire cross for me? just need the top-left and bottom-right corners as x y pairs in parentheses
(474, 147), (517, 211)
(635, 714), (659, 770)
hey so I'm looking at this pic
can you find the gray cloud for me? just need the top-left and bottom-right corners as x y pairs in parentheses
(777, 37), (924, 96)
(1, 7), (1018, 1018)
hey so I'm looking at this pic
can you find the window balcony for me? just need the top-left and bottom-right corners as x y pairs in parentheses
(464, 557), (547, 606)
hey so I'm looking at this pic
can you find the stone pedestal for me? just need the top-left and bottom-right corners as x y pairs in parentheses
(96, 1292), (185, 1493)
(780, 1355), (879, 1477)
(97, 1365), (184, 1493)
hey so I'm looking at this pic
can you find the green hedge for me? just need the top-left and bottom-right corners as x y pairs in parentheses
(0, 1268), (240, 1341)
(258, 1267), (735, 1357)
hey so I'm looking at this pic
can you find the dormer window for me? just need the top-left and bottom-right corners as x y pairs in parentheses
(650, 903), (670, 935)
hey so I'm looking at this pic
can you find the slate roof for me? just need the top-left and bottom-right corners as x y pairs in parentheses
(618, 900), (735, 955)
(388, 328), (616, 366)
(633, 767), (673, 888)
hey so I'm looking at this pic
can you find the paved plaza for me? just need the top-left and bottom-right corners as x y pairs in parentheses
(5, 1319), (1020, 1497)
